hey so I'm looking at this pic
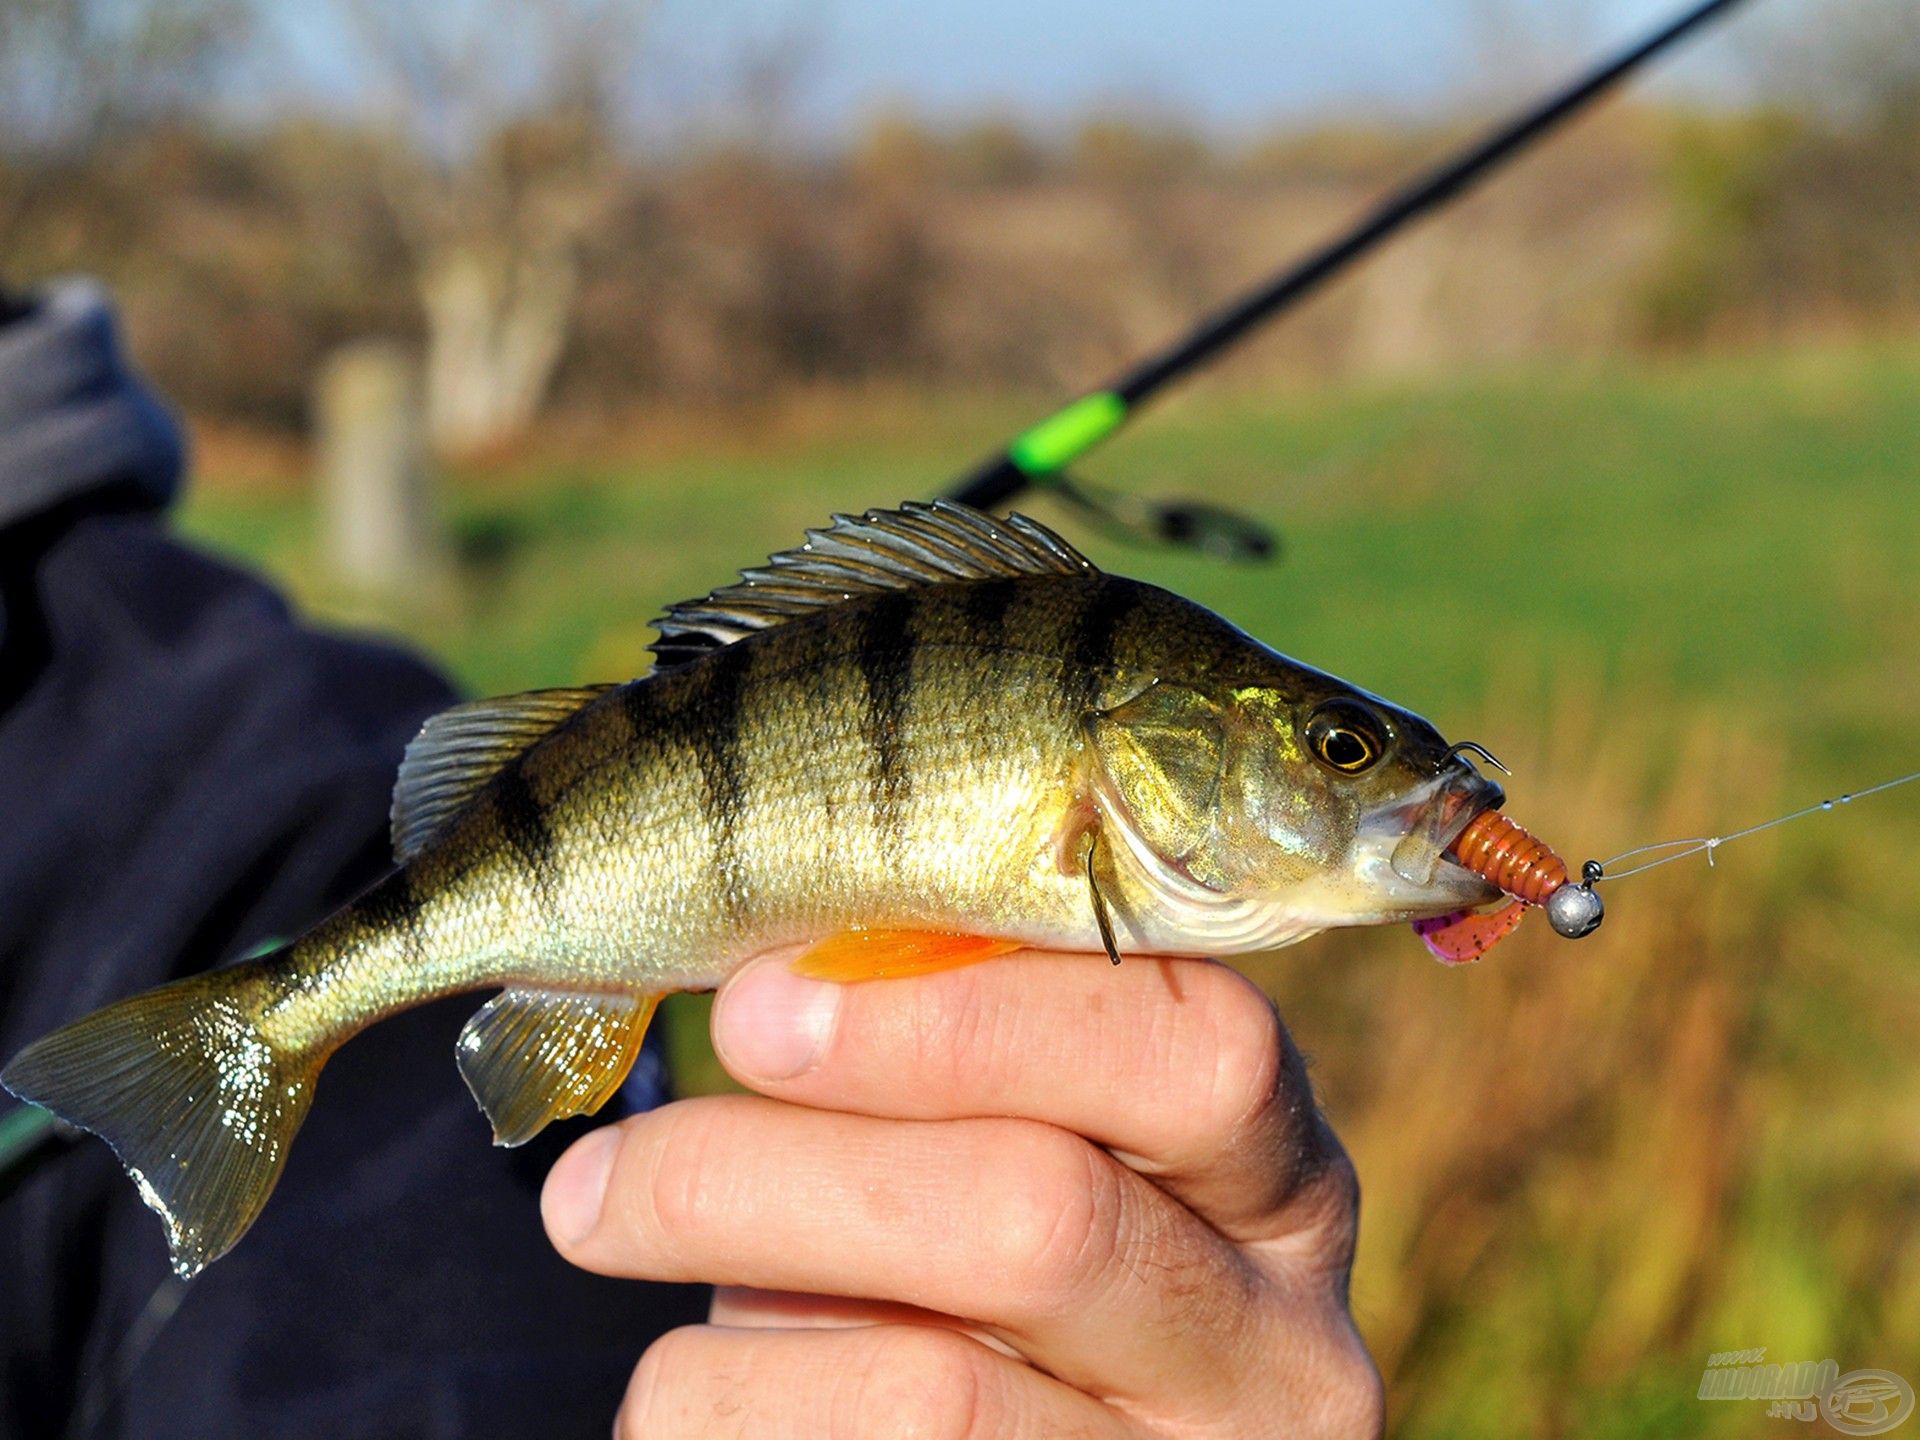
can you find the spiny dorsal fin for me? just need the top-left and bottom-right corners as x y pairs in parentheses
(649, 499), (1096, 669)
(456, 986), (660, 1146)
(390, 686), (613, 863)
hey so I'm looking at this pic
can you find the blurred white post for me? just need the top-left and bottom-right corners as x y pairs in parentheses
(315, 341), (444, 594)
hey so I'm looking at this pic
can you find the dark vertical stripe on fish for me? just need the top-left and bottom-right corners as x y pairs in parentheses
(354, 867), (426, 961)
(858, 592), (916, 838)
(619, 676), (653, 744)
(693, 640), (752, 921)
(960, 577), (1018, 652)
(1069, 577), (1137, 711)
(492, 766), (557, 908)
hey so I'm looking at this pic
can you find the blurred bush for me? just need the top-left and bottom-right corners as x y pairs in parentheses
(1250, 680), (1920, 1436)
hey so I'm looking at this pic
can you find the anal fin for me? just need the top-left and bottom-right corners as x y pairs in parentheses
(790, 930), (1020, 983)
(457, 987), (659, 1146)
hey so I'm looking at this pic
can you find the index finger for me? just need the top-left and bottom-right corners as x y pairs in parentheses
(709, 947), (1352, 1261)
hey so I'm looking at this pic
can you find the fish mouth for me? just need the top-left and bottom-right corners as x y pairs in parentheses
(1352, 766), (1506, 915)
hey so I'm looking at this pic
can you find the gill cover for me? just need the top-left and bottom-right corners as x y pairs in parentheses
(1084, 683), (1227, 869)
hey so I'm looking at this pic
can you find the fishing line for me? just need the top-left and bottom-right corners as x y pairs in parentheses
(1458, 766), (1920, 944)
(1583, 768), (1920, 886)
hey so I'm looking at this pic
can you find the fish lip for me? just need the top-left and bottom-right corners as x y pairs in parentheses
(1432, 853), (1492, 895)
(1376, 767), (1504, 839)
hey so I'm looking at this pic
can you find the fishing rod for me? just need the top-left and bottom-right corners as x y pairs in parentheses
(945, 0), (1757, 557)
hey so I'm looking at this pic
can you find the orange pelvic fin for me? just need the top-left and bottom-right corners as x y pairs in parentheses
(1412, 899), (1528, 965)
(790, 929), (1021, 983)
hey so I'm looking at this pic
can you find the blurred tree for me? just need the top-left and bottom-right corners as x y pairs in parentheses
(0, 0), (242, 256)
(1640, 0), (1920, 343)
(1765, 0), (1920, 313)
(944, 117), (1048, 188)
(852, 109), (942, 191)
(1069, 113), (1208, 187)
(854, 110), (1049, 191)
(336, 0), (644, 457)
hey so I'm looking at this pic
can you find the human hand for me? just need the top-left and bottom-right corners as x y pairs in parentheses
(542, 948), (1385, 1438)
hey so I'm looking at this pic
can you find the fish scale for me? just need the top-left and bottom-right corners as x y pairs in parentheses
(2, 499), (1508, 1279)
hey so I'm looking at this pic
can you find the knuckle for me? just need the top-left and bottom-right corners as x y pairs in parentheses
(926, 968), (1016, 1095)
(982, 1126), (1124, 1318)
(1313, 1330), (1387, 1439)
(1287, 1141), (1363, 1276)
(618, 1326), (701, 1436)
(636, 1101), (736, 1249)
(1199, 973), (1292, 1143)
(643, 1116), (704, 1242)
(837, 1327), (991, 1440)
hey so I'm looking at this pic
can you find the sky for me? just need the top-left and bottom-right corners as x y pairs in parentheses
(644, 0), (1781, 138)
(262, 0), (1798, 147)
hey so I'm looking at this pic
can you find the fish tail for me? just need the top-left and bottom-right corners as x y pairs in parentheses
(2, 957), (322, 1279)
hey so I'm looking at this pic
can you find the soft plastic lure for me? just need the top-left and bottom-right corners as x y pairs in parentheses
(1413, 810), (1602, 962)
(1416, 763), (1920, 963)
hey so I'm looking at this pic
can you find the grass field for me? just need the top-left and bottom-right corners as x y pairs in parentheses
(182, 343), (1920, 1436)
(185, 343), (1920, 782)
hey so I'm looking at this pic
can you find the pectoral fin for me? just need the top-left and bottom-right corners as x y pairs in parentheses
(790, 930), (1021, 982)
(457, 987), (660, 1146)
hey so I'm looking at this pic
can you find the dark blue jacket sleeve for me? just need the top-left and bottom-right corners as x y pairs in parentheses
(0, 284), (703, 1440)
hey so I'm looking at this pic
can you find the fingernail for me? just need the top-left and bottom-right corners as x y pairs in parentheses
(714, 960), (842, 1081)
(543, 1125), (621, 1246)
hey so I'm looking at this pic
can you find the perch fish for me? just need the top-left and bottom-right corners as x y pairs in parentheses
(5, 500), (1524, 1278)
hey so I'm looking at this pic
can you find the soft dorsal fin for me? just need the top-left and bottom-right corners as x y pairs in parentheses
(649, 499), (1096, 669)
(390, 686), (614, 863)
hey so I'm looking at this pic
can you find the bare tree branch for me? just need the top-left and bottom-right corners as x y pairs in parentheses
(0, 0), (242, 256)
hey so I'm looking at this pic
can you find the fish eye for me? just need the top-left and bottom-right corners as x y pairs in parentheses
(1304, 700), (1385, 775)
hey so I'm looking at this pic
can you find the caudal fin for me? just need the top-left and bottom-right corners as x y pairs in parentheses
(2, 962), (320, 1279)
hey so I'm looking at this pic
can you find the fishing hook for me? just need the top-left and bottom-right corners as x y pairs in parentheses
(1085, 832), (1122, 965)
(1441, 740), (1510, 776)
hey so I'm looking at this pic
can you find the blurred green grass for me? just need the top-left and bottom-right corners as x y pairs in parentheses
(180, 342), (1920, 1436)
(183, 343), (1920, 778)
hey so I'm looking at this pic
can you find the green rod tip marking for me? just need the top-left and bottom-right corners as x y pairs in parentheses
(1008, 391), (1127, 478)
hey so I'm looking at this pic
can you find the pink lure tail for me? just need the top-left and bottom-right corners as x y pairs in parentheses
(1416, 808), (1574, 963)
(1414, 898), (1529, 964)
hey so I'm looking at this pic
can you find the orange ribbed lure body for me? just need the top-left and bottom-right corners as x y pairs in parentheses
(1415, 811), (1570, 964)
(1448, 811), (1568, 904)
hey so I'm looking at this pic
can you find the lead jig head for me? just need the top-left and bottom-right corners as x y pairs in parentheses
(1546, 880), (1604, 939)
